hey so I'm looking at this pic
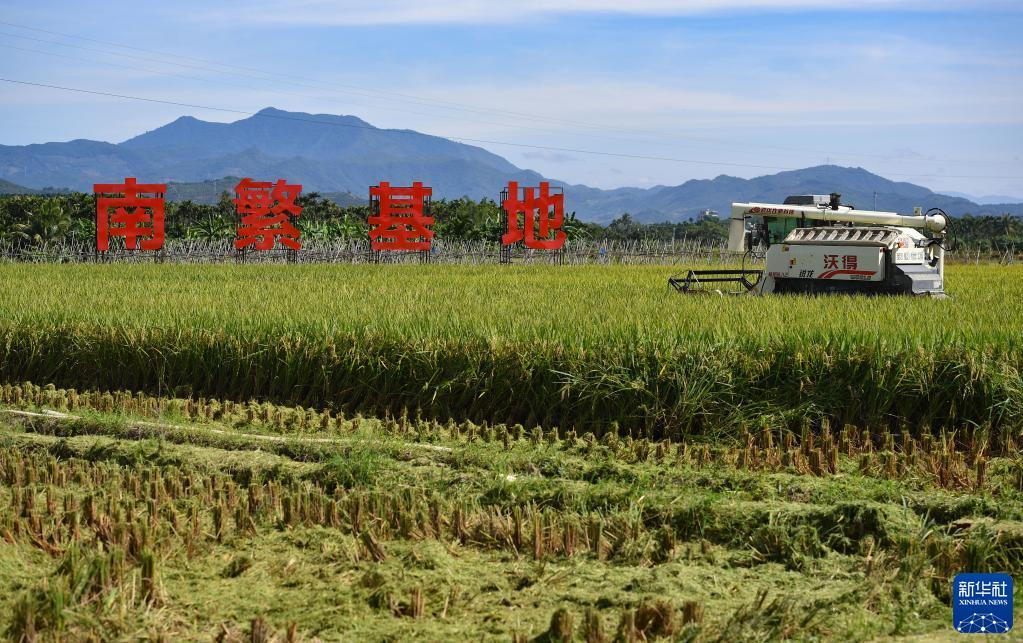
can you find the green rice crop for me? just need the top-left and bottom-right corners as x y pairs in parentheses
(0, 263), (1021, 436)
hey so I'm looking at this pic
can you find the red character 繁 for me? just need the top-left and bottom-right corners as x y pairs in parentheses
(502, 181), (565, 250)
(368, 181), (434, 251)
(234, 178), (303, 251)
(94, 177), (166, 251)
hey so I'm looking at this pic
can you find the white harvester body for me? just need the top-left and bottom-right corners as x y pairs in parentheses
(757, 225), (945, 295)
(671, 193), (949, 296)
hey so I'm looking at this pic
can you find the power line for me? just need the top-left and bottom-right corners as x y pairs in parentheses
(0, 22), (626, 131)
(2, 28), (760, 155)
(2, 77), (1022, 181)
(1, 28), (806, 155)
(0, 40), (716, 150)
(1, 19), (1018, 167)
(0, 77), (795, 171)
(6, 39), (789, 153)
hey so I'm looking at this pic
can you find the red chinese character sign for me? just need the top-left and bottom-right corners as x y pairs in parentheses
(501, 181), (565, 250)
(368, 181), (434, 251)
(234, 178), (303, 251)
(94, 178), (166, 251)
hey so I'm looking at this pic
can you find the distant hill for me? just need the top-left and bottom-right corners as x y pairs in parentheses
(0, 178), (68, 195)
(939, 190), (1023, 205)
(1, 107), (1020, 222)
(611, 165), (1023, 223)
(0, 107), (541, 200)
(163, 177), (241, 203)
(162, 177), (365, 206)
(320, 191), (367, 207)
(0, 178), (32, 194)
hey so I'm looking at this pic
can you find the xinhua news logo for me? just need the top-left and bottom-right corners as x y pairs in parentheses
(952, 573), (1013, 634)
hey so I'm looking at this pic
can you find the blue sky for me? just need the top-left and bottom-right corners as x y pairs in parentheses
(1, 1), (1021, 198)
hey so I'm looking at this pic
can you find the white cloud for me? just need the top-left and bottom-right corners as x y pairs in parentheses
(389, 79), (1023, 134)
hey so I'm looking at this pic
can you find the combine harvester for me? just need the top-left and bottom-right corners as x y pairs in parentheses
(670, 193), (949, 296)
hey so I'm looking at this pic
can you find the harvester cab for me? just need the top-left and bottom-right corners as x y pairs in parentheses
(669, 193), (949, 297)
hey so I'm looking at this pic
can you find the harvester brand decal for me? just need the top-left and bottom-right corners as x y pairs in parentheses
(748, 206), (795, 215)
(824, 254), (860, 270)
(818, 253), (875, 279)
(818, 269), (877, 279)
(895, 249), (926, 263)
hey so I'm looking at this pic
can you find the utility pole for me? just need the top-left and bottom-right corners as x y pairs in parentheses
(873, 191), (877, 210)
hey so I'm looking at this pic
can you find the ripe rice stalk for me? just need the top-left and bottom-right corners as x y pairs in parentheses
(533, 511), (544, 560)
(409, 587), (425, 619)
(583, 608), (607, 643)
(360, 530), (387, 562)
(682, 600), (704, 625)
(547, 608), (573, 643)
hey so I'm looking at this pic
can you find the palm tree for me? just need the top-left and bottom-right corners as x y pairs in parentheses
(185, 213), (235, 241)
(298, 219), (333, 241)
(12, 199), (70, 247)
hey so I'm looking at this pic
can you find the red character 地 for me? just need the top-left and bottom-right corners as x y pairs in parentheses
(94, 177), (166, 251)
(502, 181), (565, 250)
(842, 254), (858, 270)
(823, 254), (839, 269)
(368, 181), (434, 251)
(234, 178), (303, 251)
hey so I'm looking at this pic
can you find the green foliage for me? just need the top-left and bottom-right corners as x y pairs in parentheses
(318, 450), (385, 490)
(432, 196), (502, 240)
(0, 191), (596, 244)
(953, 213), (1023, 252)
(9, 198), (71, 247)
(3, 191), (1021, 247)
(602, 212), (729, 243)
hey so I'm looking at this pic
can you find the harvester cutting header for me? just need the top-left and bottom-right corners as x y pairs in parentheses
(671, 193), (949, 297)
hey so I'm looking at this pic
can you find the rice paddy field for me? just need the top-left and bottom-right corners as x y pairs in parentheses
(0, 263), (1021, 640)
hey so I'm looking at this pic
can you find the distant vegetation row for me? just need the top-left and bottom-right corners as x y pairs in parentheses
(1, 191), (1021, 252)
(0, 191), (788, 248)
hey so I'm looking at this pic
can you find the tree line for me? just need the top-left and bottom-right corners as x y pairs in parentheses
(0, 192), (729, 247)
(1, 191), (1020, 250)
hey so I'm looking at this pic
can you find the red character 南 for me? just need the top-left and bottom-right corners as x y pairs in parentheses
(502, 181), (565, 250)
(94, 178), (166, 251)
(368, 181), (434, 251)
(234, 178), (303, 251)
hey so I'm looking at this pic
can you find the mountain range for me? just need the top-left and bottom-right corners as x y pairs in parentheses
(937, 190), (1023, 205)
(1, 107), (1020, 223)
